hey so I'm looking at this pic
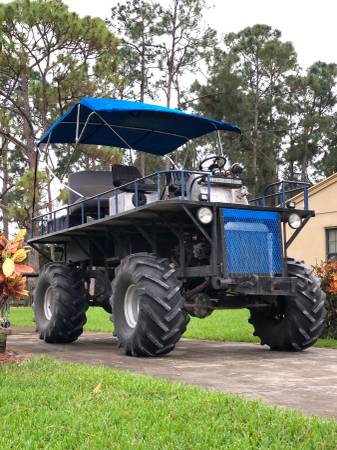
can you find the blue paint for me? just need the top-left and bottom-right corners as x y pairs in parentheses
(38, 98), (241, 154)
(223, 208), (282, 275)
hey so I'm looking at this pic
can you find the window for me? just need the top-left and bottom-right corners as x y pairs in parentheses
(326, 228), (337, 261)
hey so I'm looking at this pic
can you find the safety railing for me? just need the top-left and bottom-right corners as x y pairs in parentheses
(32, 169), (212, 237)
(250, 180), (310, 210)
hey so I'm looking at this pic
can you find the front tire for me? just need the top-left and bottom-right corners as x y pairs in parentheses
(249, 258), (326, 351)
(33, 263), (88, 343)
(110, 253), (189, 356)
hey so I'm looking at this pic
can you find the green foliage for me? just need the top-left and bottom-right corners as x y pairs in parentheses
(109, 0), (164, 102)
(133, 152), (165, 174)
(323, 295), (337, 339)
(315, 112), (337, 176)
(192, 25), (337, 191)
(8, 169), (48, 227)
(108, 0), (216, 173)
(283, 62), (337, 180)
(314, 261), (337, 339)
(156, 0), (216, 107)
(75, 146), (124, 172)
(192, 24), (298, 194)
(0, 0), (119, 225)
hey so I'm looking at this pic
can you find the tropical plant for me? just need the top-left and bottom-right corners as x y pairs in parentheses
(314, 261), (337, 339)
(0, 229), (33, 327)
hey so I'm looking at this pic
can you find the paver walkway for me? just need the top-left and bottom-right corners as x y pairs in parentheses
(8, 328), (337, 419)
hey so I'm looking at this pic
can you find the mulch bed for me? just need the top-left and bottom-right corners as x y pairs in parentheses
(0, 351), (20, 365)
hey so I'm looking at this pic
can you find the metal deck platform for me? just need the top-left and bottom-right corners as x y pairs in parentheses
(29, 199), (313, 245)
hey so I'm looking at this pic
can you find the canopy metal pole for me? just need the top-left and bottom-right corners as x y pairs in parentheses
(37, 129), (85, 213)
(212, 124), (224, 157)
(45, 108), (192, 184)
(60, 111), (97, 181)
(62, 120), (189, 142)
(75, 104), (81, 142)
(31, 146), (39, 226)
(94, 112), (135, 150)
(42, 133), (85, 197)
(164, 154), (178, 169)
(60, 109), (135, 191)
(44, 160), (84, 199)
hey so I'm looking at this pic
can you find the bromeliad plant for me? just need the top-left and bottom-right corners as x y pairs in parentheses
(314, 261), (337, 339)
(0, 230), (33, 317)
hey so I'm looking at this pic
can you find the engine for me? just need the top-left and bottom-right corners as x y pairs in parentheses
(186, 163), (249, 205)
(171, 232), (211, 267)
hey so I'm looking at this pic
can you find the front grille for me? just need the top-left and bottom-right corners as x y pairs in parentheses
(223, 208), (282, 275)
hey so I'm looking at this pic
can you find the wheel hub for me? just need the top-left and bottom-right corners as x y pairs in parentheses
(44, 286), (54, 321)
(124, 284), (140, 328)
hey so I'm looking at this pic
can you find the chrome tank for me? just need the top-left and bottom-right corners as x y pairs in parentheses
(186, 174), (249, 205)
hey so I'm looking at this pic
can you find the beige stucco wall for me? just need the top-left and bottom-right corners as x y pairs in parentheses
(288, 180), (337, 266)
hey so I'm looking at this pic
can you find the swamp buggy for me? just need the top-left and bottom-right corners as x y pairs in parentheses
(29, 98), (326, 356)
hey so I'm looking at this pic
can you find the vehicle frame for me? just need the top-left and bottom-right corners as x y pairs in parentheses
(28, 98), (325, 356)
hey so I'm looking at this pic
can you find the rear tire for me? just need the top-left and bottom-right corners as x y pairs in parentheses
(249, 258), (326, 351)
(33, 263), (88, 343)
(110, 253), (189, 356)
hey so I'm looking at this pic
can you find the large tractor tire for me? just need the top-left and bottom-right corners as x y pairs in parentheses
(249, 258), (326, 351)
(34, 263), (88, 343)
(110, 253), (189, 356)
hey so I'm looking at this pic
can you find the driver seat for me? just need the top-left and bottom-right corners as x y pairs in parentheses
(68, 171), (113, 217)
(111, 164), (156, 192)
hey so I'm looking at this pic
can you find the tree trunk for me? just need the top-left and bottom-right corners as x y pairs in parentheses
(301, 133), (309, 181)
(20, 72), (36, 171)
(139, 38), (146, 176)
(251, 104), (259, 196)
(301, 150), (308, 181)
(139, 153), (145, 176)
(1, 138), (9, 236)
(166, 0), (178, 108)
(20, 71), (40, 295)
(2, 209), (9, 237)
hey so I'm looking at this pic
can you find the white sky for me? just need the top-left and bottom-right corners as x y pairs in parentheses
(62, 0), (337, 69)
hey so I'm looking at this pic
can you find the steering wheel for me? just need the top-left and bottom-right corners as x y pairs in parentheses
(199, 155), (227, 172)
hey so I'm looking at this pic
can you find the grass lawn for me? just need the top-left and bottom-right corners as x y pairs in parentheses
(10, 306), (337, 349)
(0, 356), (336, 449)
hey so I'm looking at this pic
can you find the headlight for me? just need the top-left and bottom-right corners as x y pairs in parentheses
(197, 207), (213, 224)
(288, 213), (301, 229)
(286, 201), (295, 209)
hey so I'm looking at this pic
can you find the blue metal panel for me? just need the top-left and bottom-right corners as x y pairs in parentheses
(223, 208), (282, 275)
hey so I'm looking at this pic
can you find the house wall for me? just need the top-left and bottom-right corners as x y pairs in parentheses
(288, 181), (337, 266)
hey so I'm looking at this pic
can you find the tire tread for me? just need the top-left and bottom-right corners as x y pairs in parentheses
(249, 258), (326, 351)
(110, 253), (188, 357)
(34, 263), (88, 344)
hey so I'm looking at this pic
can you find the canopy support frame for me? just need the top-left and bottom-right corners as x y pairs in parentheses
(75, 103), (81, 143)
(212, 123), (224, 157)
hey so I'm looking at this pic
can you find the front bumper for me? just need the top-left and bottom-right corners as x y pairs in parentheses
(212, 275), (297, 296)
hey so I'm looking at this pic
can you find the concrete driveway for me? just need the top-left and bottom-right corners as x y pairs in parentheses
(7, 328), (337, 420)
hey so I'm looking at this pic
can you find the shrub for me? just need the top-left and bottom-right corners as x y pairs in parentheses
(314, 262), (337, 339)
(0, 230), (33, 327)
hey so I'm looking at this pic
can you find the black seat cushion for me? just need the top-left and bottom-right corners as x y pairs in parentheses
(111, 164), (156, 192)
(68, 171), (113, 216)
(68, 171), (113, 204)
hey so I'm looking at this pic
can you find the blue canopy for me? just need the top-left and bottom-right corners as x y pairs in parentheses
(38, 98), (241, 155)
